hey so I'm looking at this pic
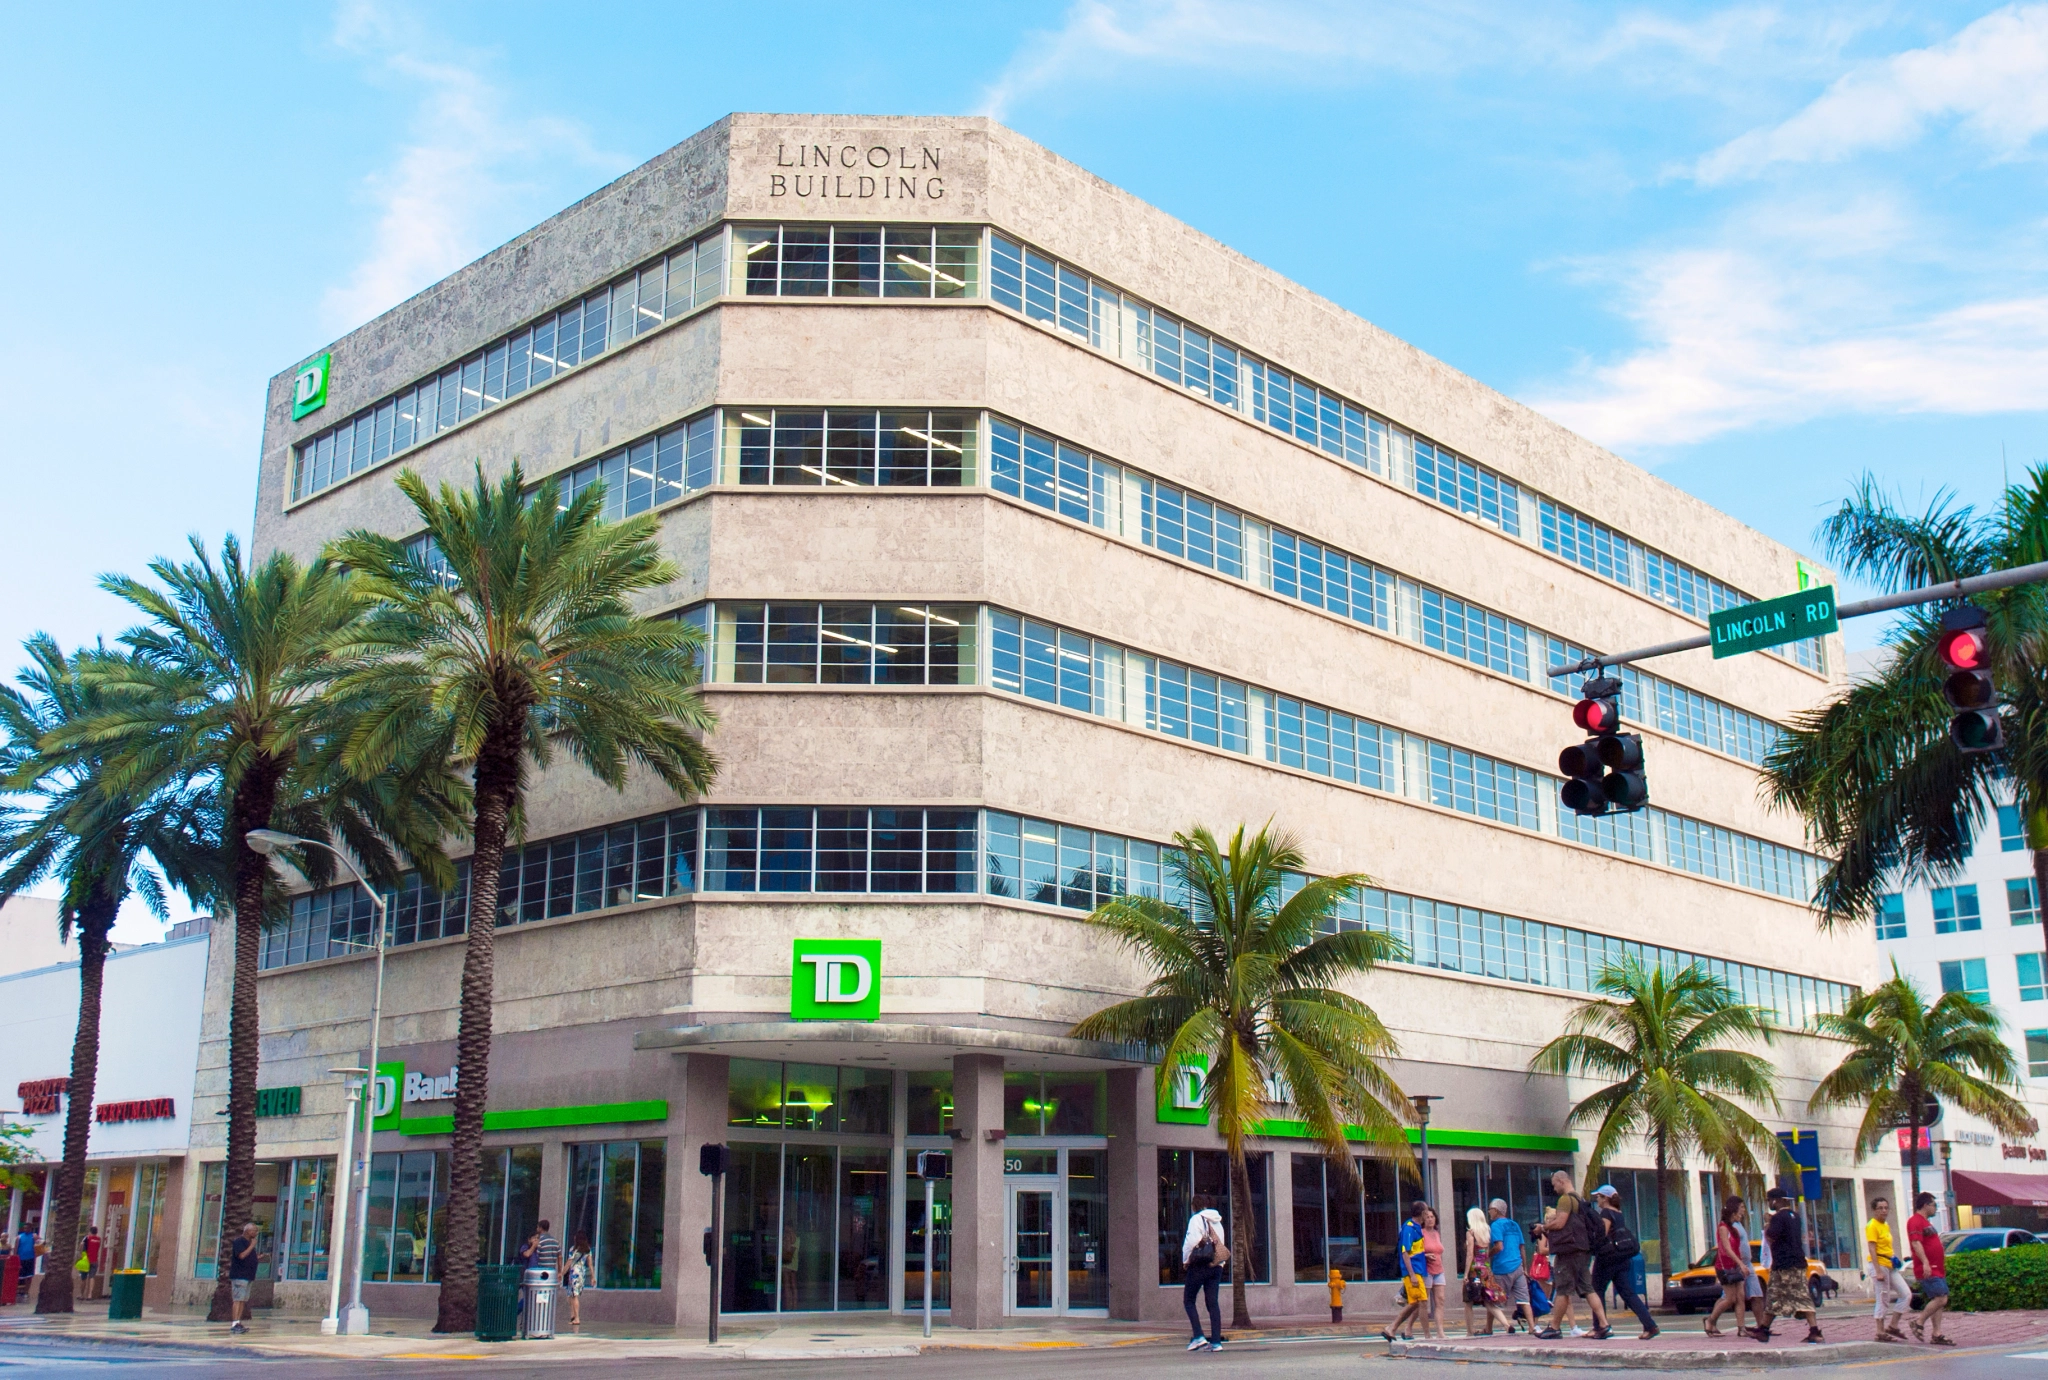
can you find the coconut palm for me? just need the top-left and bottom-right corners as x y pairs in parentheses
(0, 636), (219, 1314)
(1762, 471), (2048, 954)
(1810, 965), (2032, 1201)
(63, 537), (461, 1320)
(1069, 823), (1410, 1331)
(325, 463), (718, 1331)
(1528, 958), (1784, 1302)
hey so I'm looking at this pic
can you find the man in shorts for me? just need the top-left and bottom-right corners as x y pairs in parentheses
(1537, 1171), (1611, 1340)
(1486, 1199), (1535, 1332)
(227, 1223), (262, 1334)
(1905, 1192), (1951, 1345)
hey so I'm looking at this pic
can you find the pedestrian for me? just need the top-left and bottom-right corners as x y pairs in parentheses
(1418, 1204), (1450, 1339)
(1527, 1226), (1553, 1322)
(1762, 1188), (1823, 1345)
(1486, 1200), (1535, 1334)
(1588, 1185), (1658, 1339)
(226, 1222), (261, 1334)
(78, 1225), (101, 1301)
(1903, 1191), (1951, 1346)
(1461, 1206), (1511, 1335)
(532, 1219), (561, 1277)
(14, 1226), (40, 1308)
(1703, 1195), (1766, 1338)
(1180, 1196), (1227, 1353)
(1864, 1197), (1909, 1342)
(1536, 1171), (1611, 1340)
(565, 1232), (592, 1332)
(1383, 1200), (1431, 1343)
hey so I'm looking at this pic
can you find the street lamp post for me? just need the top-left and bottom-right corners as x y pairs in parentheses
(1936, 1139), (1957, 1232)
(318, 1068), (368, 1335)
(1410, 1095), (1443, 1211)
(247, 830), (389, 1338)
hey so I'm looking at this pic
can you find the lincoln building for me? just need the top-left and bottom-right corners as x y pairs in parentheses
(175, 113), (1887, 1327)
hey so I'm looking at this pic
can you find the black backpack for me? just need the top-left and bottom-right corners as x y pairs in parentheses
(1596, 1206), (1640, 1260)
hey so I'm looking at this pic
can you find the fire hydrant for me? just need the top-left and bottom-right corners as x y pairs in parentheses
(1328, 1267), (1345, 1323)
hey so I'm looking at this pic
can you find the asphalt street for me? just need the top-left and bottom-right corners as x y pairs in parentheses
(4, 1336), (2048, 1378)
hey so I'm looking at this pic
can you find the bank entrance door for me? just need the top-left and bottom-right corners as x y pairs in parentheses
(1004, 1177), (1063, 1315)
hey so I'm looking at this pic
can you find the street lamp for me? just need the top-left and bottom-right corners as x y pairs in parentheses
(1936, 1138), (1957, 1232)
(318, 1067), (368, 1335)
(247, 829), (389, 1337)
(1410, 1095), (1443, 1211)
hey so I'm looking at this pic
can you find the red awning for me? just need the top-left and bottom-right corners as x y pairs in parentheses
(1952, 1168), (2048, 1207)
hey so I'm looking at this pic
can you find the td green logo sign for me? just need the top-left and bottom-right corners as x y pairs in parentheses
(291, 352), (331, 420)
(790, 939), (882, 1021)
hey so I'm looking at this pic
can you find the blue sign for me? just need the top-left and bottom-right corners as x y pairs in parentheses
(1777, 1129), (1823, 1200)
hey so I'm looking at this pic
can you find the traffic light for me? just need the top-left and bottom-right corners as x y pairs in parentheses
(1937, 605), (2002, 753)
(1559, 675), (1648, 816)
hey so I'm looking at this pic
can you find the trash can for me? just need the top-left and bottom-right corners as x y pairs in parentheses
(108, 1269), (146, 1320)
(520, 1267), (557, 1340)
(1626, 1252), (1647, 1304)
(474, 1264), (520, 1342)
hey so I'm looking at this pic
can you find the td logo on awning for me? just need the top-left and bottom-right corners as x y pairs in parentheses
(791, 938), (882, 1022)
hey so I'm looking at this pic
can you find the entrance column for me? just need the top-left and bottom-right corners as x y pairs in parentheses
(1106, 1067), (1143, 1320)
(949, 1053), (1004, 1328)
(674, 1053), (728, 1333)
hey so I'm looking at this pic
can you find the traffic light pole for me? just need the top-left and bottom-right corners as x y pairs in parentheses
(1545, 559), (2048, 680)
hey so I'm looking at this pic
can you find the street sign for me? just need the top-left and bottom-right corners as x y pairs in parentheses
(1710, 585), (1838, 659)
(1777, 1128), (1823, 1201)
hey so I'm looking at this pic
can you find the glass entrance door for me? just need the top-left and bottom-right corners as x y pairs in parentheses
(1005, 1178), (1061, 1314)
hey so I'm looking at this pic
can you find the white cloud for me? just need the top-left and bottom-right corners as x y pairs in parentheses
(1696, 4), (2048, 183)
(319, 0), (622, 332)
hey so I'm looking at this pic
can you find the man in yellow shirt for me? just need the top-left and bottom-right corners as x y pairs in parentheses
(1864, 1198), (1908, 1342)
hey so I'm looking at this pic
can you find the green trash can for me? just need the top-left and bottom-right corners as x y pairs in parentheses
(108, 1270), (146, 1320)
(474, 1264), (519, 1342)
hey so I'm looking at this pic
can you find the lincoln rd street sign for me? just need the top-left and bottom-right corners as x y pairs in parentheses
(1710, 584), (1838, 659)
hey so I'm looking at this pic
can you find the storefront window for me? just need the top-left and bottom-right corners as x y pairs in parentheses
(479, 1145), (543, 1267)
(1811, 1177), (1858, 1269)
(1068, 1150), (1109, 1308)
(359, 1145), (539, 1283)
(1294, 1155), (1401, 1282)
(907, 1072), (953, 1135)
(1448, 1159), (1571, 1278)
(1004, 1072), (1105, 1136)
(1591, 1167), (1692, 1271)
(564, 1139), (664, 1290)
(1157, 1148), (1269, 1284)
(195, 1158), (335, 1280)
(731, 1060), (890, 1135)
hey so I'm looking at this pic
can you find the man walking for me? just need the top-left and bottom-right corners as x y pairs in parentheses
(1485, 1200), (1534, 1333)
(1537, 1171), (1611, 1340)
(12, 1225), (40, 1308)
(1589, 1185), (1657, 1338)
(1904, 1192), (1951, 1346)
(226, 1223), (262, 1334)
(532, 1220), (562, 1277)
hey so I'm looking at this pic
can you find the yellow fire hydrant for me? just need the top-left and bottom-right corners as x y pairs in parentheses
(1328, 1267), (1345, 1323)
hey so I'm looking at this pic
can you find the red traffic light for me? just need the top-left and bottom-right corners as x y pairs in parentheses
(1938, 626), (1987, 671)
(1573, 698), (1617, 732)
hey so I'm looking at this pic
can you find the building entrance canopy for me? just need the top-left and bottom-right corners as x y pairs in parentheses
(635, 1021), (1150, 1072)
(1953, 1168), (2048, 1207)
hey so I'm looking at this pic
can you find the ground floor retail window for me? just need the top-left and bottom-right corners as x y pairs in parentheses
(566, 1140), (665, 1289)
(1292, 1155), (1404, 1282)
(1698, 1172), (1768, 1250)
(1810, 1177), (1859, 1269)
(1590, 1167), (1692, 1272)
(723, 1141), (890, 1312)
(57, 1161), (170, 1280)
(1447, 1159), (1571, 1274)
(195, 1158), (333, 1281)
(359, 1144), (541, 1284)
(1158, 1149), (1270, 1285)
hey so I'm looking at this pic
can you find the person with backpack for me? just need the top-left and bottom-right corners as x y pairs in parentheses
(1180, 1197), (1228, 1353)
(1525, 1227), (1553, 1327)
(1589, 1185), (1658, 1339)
(1537, 1171), (1612, 1339)
(1382, 1200), (1432, 1344)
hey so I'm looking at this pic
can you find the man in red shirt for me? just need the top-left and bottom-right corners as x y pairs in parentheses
(1905, 1191), (1951, 1346)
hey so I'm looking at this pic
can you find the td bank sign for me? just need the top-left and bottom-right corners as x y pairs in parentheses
(791, 939), (881, 1021)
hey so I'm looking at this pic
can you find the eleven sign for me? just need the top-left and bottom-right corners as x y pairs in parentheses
(790, 939), (882, 1021)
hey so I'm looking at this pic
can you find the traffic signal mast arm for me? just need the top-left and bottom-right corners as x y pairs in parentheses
(1544, 559), (2048, 680)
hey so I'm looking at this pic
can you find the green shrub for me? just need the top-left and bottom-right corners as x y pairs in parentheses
(1947, 1243), (2048, 1311)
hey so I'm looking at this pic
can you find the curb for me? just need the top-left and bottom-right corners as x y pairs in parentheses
(1387, 1339), (1896, 1369)
(0, 1326), (278, 1361)
(741, 1345), (924, 1360)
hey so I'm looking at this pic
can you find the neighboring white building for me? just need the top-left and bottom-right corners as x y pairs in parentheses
(1875, 793), (2048, 1233)
(0, 934), (210, 1310)
(0, 897), (72, 978)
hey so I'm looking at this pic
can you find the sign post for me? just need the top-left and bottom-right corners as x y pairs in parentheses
(700, 1143), (729, 1344)
(1710, 585), (1838, 659)
(916, 1150), (949, 1338)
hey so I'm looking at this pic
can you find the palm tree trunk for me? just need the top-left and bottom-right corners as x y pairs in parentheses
(1654, 1131), (1672, 1310)
(210, 760), (282, 1322)
(2033, 847), (2048, 974)
(34, 889), (117, 1316)
(432, 712), (522, 1334)
(1227, 1146), (1256, 1331)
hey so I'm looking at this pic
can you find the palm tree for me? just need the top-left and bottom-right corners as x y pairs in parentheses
(1528, 958), (1783, 1303)
(1, 637), (218, 1315)
(326, 464), (718, 1331)
(64, 537), (459, 1321)
(1762, 471), (2048, 955)
(1069, 823), (1411, 1331)
(1810, 965), (2033, 1201)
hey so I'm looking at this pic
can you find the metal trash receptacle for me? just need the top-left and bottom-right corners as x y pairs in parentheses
(108, 1269), (146, 1320)
(1626, 1252), (1647, 1303)
(520, 1267), (558, 1339)
(475, 1264), (520, 1342)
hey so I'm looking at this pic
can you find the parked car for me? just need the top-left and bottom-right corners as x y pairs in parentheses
(1663, 1242), (1831, 1314)
(1941, 1228), (2039, 1253)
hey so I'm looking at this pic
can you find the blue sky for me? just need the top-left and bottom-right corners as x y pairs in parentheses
(7, 1), (2048, 933)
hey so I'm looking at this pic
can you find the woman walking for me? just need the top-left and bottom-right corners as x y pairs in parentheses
(1462, 1206), (1511, 1335)
(1383, 1201), (1431, 1343)
(1704, 1196), (1766, 1339)
(564, 1233), (592, 1332)
(1180, 1198), (1227, 1353)
(1864, 1198), (1910, 1342)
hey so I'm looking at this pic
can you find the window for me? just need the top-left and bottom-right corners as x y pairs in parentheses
(1933, 885), (1982, 933)
(727, 1060), (892, 1134)
(566, 1140), (665, 1289)
(1876, 894), (1907, 940)
(194, 1159), (333, 1281)
(736, 224), (978, 298)
(1158, 1149), (1269, 1284)
(2011, 879), (2039, 928)
(2029, 1030), (2048, 1078)
(2020, 953), (2046, 1003)
(1292, 1156), (1404, 1283)
(293, 227), (725, 501)
(358, 1148), (535, 1284)
(1940, 958), (1990, 1002)
(711, 603), (977, 686)
(702, 806), (979, 894)
(2000, 804), (2026, 851)
(730, 408), (977, 487)
(1002, 1072), (1107, 1135)
(557, 411), (719, 517)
